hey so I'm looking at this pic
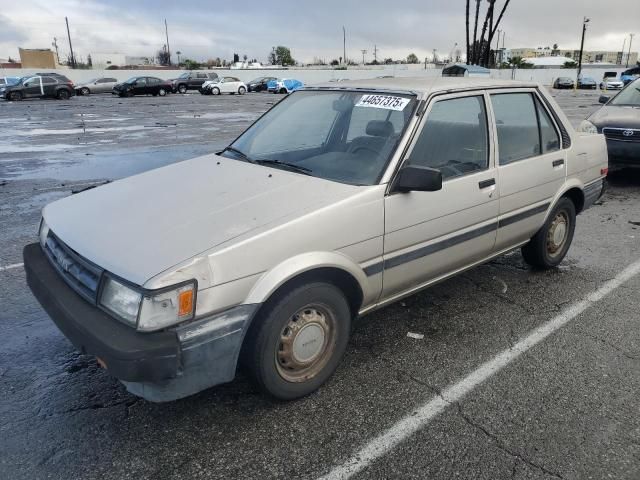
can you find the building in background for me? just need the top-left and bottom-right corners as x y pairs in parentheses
(18, 48), (60, 69)
(505, 47), (637, 66)
(90, 53), (154, 69)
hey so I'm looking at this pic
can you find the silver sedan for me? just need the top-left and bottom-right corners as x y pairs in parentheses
(75, 77), (118, 95)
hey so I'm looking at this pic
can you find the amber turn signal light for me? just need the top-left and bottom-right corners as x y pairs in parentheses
(178, 289), (194, 317)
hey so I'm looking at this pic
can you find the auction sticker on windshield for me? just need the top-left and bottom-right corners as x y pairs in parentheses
(356, 94), (410, 111)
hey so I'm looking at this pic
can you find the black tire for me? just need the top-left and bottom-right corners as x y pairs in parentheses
(242, 282), (351, 400)
(279, 88), (288, 94)
(521, 197), (576, 269)
(56, 89), (70, 100)
(7, 91), (22, 101)
(158, 88), (167, 96)
(238, 86), (246, 95)
(81, 87), (90, 95)
(212, 87), (220, 95)
(178, 84), (187, 94)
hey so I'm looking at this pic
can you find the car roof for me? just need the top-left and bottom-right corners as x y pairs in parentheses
(310, 76), (538, 95)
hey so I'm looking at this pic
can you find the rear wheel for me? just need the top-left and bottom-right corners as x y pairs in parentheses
(56, 89), (70, 100)
(158, 88), (167, 96)
(279, 88), (288, 94)
(242, 282), (351, 400)
(521, 197), (576, 269)
(7, 91), (22, 101)
(238, 86), (246, 95)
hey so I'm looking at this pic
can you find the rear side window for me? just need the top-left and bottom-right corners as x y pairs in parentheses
(535, 98), (560, 154)
(147, 78), (159, 85)
(408, 95), (489, 180)
(491, 93), (540, 165)
(42, 77), (57, 85)
(197, 73), (208, 79)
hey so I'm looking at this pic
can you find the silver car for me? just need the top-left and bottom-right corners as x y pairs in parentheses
(24, 78), (608, 402)
(75, 77), (118, 95)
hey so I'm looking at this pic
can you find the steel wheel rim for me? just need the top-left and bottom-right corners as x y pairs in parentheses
(547, 211), (569, 258)
(275, 304), (336, 383)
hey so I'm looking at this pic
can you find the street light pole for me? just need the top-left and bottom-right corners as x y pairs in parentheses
(577, 17), (590, 85)
(627, 34), (635, 68)
(343, 26), (346, 66)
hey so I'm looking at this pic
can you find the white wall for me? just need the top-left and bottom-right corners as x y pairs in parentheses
(0, 66), (628, 87)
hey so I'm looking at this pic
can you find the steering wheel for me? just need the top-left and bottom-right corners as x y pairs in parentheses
(349, 145), (380, 156)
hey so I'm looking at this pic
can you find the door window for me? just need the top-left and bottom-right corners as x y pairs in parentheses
(407, 95), (489, 180)
(197, 73), (208, 79)
(41, 77), (57, 85)
(23, 77), (40, 87)
(491, 92), (558, 164)
(135, 78), (147, 86)
(147, 78), (160, 85)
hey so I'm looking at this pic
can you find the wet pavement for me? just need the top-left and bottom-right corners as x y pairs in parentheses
(1, 89), (639, 480)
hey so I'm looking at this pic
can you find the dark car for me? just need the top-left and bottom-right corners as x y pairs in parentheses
(112, 76), (172, 97)
(246, 76), (277, 92)
(581, 78), (640, 169)
(577, 76), (597, 90)
(553, 77), (575, 89)
(169, 71), (218, 93)
(0, 76), (22, 86)
(621, 66), (640, 85)
(0, 75), (75, 101)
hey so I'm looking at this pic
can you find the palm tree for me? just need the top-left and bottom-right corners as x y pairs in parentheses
(472, 0), (481, 64)
(465, 0), (471, 64)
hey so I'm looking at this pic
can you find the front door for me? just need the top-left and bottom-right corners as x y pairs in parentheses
(22, 77), (42, 98)
(382, 92), (499, 300)
(489, 90), (566, 251)
(133, 77), (147, 95)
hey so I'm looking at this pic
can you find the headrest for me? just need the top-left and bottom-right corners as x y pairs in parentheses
(366, 120), (394, 137)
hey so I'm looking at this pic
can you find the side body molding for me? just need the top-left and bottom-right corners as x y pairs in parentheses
(244, 251), (371, 306)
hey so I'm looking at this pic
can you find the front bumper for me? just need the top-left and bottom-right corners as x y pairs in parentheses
(24, 243), (259, 402)
(606, 139), (640, 167)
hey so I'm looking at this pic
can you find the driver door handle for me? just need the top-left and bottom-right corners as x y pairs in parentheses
(479, 178), (496, 189)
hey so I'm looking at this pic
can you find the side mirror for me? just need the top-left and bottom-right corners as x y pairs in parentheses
(392, 165), (442, 193)
(598, 95), (610, 104)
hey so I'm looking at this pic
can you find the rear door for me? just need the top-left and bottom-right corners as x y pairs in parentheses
(489, 90), (565, 251)
(382, 92), (499, 299)
(194, 73), (208, 88)
(41, 76), (58, 96)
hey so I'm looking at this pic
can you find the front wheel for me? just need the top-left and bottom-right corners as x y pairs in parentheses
(81, 87), (90, 95)
(279, 88), (288, 94)
(158, 88), (167, 96)
(211, 87), (220, 95)
(521, 197), (576, 269)
(7, 91), (22, 101)
(242, 282), (351, 400)
(178, 84), (187, 94)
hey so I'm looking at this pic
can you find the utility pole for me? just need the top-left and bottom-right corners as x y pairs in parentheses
(361, 49), (367, 65)
(373, 44), (378, 63)
(621, 37), (627, 65)
(627, 34), (635, 68)
(343, 26), (346, 66)
(65, 17), (76, 69)
(52, 37), (60, 64)
(432, 49), (438, 64)
(577, 17), (589, 85)
(164, 19), (172, 65)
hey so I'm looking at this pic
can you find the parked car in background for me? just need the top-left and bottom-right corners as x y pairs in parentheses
(112, 77), (172, 97)
(577, 76), (597, 89)
(581, 77), (640, 169)
(267, 78), (304, 94)
(0, 76), (21, 86)
(621, 67), (640, 86)
(24, 78), (607, 403)
(553, 77), (575, 89)
(0, 75), (75, 101)
(600, 72), (624, 90)
(200, 77), (247, 95)
(247, 76), (277, 92)
(75, 77), (118, 95)
(170, 71), (218, 94)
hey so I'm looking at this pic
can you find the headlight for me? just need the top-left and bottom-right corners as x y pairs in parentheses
(138, 282), (196, 332)
(39, 218), (50, 247)
(100, 276), (142, 326)
(578, 120), (598, 134)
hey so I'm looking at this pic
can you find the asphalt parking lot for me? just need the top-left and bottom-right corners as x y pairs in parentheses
(1, 88), (639, 480)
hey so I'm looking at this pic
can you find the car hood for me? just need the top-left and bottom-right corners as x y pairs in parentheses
(43, 154), (361, 286)
(590, 105), (640, 129)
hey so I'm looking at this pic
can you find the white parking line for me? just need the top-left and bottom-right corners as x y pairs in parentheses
(0, 263), (23, 272)
(319, 259), (640, 480)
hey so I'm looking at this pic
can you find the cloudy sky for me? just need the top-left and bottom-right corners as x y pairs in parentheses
(1, 0), (638, 64)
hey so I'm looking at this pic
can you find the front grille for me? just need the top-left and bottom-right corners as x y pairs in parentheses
(603, 127), (640, 143)
(43, 232), (103, 303)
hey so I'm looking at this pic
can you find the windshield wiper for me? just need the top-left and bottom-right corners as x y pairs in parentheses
(221, 146), (255, 163)
(255, 159), (313, 175)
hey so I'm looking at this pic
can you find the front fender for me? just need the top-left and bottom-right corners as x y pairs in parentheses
(244, 251), (370, 305)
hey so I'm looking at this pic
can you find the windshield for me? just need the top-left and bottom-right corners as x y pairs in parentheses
(224, 90), (417, 185)
(610, 79), (640, 107)
(4, 77), (21, 85)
